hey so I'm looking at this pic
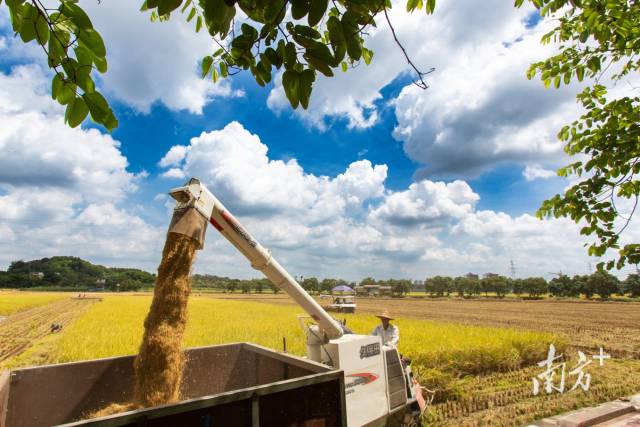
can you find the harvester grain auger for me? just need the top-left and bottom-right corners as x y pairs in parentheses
(0, 177), (425, 427)
(167, 178), (425, 426)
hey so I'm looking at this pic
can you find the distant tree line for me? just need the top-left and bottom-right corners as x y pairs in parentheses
(4, 256), (637, 300)
(193, 275), (364, 295)
(422, 272), (640, 300)
(0, 256), (155, 291)
(192, 274), (280, 294)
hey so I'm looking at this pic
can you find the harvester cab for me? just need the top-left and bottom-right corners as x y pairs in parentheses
(167, 178), (424, 427)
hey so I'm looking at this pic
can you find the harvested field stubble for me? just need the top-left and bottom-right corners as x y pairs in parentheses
(0, 298), (94, 365)
(425, 359), (640, 426)
(219, 294), (640, 358)
(0, 292), (66, 316)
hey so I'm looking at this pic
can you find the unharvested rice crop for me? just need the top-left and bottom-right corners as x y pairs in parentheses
(0, 292), (66, 316)
(53, 295), (563, 380)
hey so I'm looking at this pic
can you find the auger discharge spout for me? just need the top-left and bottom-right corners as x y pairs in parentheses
(168, 177), (344, 340)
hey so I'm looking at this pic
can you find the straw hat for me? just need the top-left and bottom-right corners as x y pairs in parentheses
(376, 310), (394, 320)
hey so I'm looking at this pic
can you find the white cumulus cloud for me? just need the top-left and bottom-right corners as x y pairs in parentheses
(523, 164), (557, 181)
(0, 65), (163, 270)
(157, 121), (610, 280)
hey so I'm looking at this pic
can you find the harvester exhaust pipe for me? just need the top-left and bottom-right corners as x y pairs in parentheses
(168, 178), (344, 340)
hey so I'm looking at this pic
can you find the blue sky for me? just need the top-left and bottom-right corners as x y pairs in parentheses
(1, 0), (633, 280)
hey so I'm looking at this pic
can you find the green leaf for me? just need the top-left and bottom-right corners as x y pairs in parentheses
(18, 3), (37, 43)
(265, 47), (281, 68)
(295, 24), (321, 40)
(308, 0), (327, 27)
(35, 13), (49, 44)
(426, 0), (435, 14)
(304, 54), (333, 77)
(290, 0), (308, 20)
(74, 45), (93, 68)
(158, 0), (182, 16)
(51, 73), (64, 100)
(77, 73), (95, 93)
(306, 42), (333, 64)
(61, 2), (92, 30)
(362, 47), (373, 65)
(83, 91), (118, 131)
(342, 12), (362, 61)
(241, 23), (258, 39)
(264, 0), (285, 23)
(65, 96), (89, 128)
(282, 70), (300, 108)
(201, 55), (213, 78)
(220, 61), (228, 77)
(407, 0), (419, 12)
(327, 16), (346, 65)
(299, 69), (314, 109)
(211, 68), (219, 83)
(78, 29), (106, 58)
(57, 82), (76, 105)
(341, 61), (348, 72)
(256, 61), (271, 83)
(9, 6), (23, 33)
(186, 7), (196, 22)
(93, 55), (108, 73)
(284, 42), (297, 69)
(196, 16), (202, 32)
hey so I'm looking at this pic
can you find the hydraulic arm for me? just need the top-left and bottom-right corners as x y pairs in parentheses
(168, 178), (344, 340)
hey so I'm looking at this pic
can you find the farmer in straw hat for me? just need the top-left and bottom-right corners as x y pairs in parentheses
(371, 310), (399, 348)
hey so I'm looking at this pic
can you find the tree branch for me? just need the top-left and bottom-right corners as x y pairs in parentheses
(382, 7), (433, 90)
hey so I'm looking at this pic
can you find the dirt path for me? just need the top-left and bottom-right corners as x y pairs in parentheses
(0, 298), (97, 363)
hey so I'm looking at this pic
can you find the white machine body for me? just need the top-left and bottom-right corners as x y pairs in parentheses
(169, 178), (417, 427)
(326, 335), (396, 427)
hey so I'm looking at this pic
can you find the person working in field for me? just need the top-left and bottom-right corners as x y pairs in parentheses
(371, 310), (399, 348)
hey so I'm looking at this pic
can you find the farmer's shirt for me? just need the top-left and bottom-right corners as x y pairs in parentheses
(371, 324), (399, 348)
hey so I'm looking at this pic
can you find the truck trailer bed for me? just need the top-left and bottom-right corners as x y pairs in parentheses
(0, 343), (346, 427)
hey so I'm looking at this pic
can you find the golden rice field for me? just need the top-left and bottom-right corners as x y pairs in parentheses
(2, 292), (639, 426)
(0, 292), (66, 316)
(52, 296), (560, 379)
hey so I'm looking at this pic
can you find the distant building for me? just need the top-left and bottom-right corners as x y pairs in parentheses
(465, 273), (479, 280)
(483, 273), (499, 279)
(412, 280), (425, 292)
(29, 272), (44, 279)
(95, 278), (106, 290)
(354, 284), (393, 297)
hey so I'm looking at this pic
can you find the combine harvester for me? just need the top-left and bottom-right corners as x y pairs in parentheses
(0, 178), (424, 427)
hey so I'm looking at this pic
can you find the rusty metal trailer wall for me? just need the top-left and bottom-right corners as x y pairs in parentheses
(1, 343), (346, 427)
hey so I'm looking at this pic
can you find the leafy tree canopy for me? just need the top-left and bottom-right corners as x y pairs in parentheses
(0, 256), (155, 290)
(1, 0), (435, 131)
(517, 0), (639, 270)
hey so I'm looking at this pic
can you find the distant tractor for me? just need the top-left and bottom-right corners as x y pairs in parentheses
(322, 294), (357, 313)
